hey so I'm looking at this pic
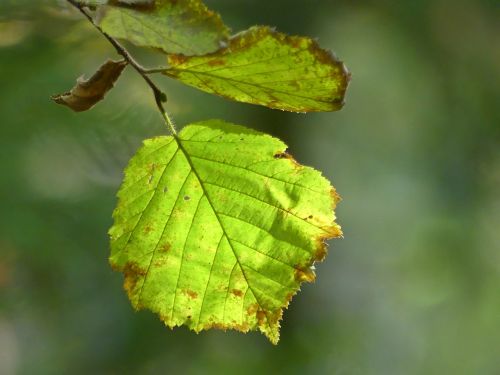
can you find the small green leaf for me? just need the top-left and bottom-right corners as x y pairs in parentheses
(52, 59), (127, 112)
(162, 26), (350, 112)
(109, 120), (341, 344)
(97, 0), (230, 56)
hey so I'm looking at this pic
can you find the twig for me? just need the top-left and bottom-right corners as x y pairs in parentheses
(66, 0), (177, 135)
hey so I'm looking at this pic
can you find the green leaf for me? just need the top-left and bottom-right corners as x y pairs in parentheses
(52, 59), (127, 112)
(97, 0), (230, 55)
(162, 26), (350, 112)
(109, 120), (341, 344)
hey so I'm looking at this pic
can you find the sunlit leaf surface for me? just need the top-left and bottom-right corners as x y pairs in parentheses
(109, 120), (341, 343)
(163, 26), (350, 112)
(97, 0), (230, 55)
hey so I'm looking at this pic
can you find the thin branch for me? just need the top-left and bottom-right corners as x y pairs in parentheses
(66, 0), (177, 135)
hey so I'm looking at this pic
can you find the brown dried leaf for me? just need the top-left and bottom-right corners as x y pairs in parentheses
(52, 59), (127, 112)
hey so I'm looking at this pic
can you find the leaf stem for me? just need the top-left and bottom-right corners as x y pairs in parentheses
(163, 111), (177, 135)
(66, 0), (177, 135)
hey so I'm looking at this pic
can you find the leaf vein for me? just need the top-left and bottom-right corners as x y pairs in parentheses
(170, 185), (204, 319)
(216, 211), (311, 256)
(176, 138), (276, 333)
(205, 180), (329, 234)
(116, 148), (180, 255)
(189, 154), (324, 194)
(137, 167), (192, 306)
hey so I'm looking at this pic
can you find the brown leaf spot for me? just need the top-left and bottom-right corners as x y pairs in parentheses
(143, 225), (153, 234)
(235, 322), (250, 332)
(183, 289), (198, 300)
(231, 289), (243, 297)
(201, 320), (250, 333)
(169, 54), (188, 65)
(121, 262), (146, 295)
(274, 152), (291, 159)
(330, 188), (342, 205)
(122, 262), (146, 276)
(207, 58), (226, 67)
(212, 323), (229, 330)
(160, 243), (171, 253)
(274, 151), (301, 170)
(256, 310), (267, 325)
(294, 266), (316, 283)
(246, 303), (259, 316)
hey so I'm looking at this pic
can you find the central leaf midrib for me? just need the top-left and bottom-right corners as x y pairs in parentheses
(175, 69), (335, 105)
(174, 136), (275, 332)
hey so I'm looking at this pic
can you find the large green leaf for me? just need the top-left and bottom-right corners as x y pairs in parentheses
(162, 26), (350, 112)
(109, 120), (341, 343)
(97, 0), (230, 55)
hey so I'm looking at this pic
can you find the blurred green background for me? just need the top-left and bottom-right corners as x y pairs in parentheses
(1, 0), (499, 374)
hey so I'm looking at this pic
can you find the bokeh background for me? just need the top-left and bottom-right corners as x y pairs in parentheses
(1, 0), (499, 374)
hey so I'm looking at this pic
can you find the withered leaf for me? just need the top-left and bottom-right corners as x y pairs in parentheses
(52, 59), (127, 112)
